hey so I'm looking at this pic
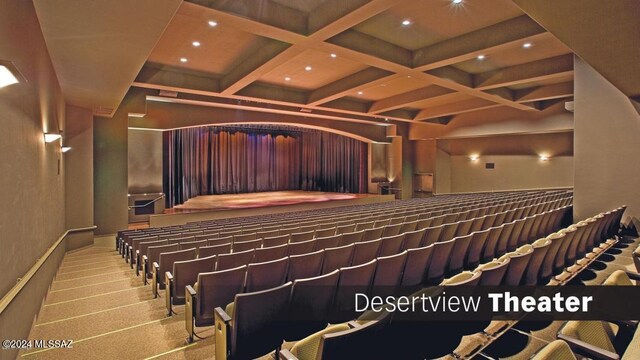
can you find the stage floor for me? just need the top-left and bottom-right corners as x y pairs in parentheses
(164, 191), (379, 214)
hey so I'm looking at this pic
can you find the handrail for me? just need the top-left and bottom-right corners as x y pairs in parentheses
(128, 194), (165, 210)
(0, 225), (96, 315)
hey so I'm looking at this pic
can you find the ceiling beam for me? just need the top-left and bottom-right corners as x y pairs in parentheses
(307, 67), (395, 106)
(413, 15), (547, 70)
(514, 81), (573, 102)
(474, 54), (574, 90)
(426, 66), (474, 88)
(414, 98), (501, 120)
(327, 29), (413, 67)
(368, 85), (454, 114)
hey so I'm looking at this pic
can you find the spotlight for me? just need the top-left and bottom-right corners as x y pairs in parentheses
(477, 54), (486, 60)
(469, 154), (480, 161)
(180, 58), (188, 63)
(61, 146), (71, 153)
(330, 53), (337, 58)
(304, 66), (312, 71)
(539, 154), (550, 161)
(523, 42), (532, 48)
(44, 133), (62, 143)
(192, 41), (201, 47)
(401, 19), (411, 26)
(208, 20), (218, 27)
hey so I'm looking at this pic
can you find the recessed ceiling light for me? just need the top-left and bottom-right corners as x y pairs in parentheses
(401, 19), (411, 26)
(330, 53), (337, 58)
(208, 20), (218, 27)
(523, 42), (532, 48)
(180, 58), (188, 63)
(357, 91), (363, 95)
(477, 54), (486, 60)
(284, 77), (291, 81)
(407, 75), (412, 78)
(305, 66), (312, 71)
(452, 0), (463, 4)
(192, 41), (201, 47)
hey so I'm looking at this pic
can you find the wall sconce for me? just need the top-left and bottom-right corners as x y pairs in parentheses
(44, 133), (62, 143)
(539, 154), (550, 161)
(61, 146), (71, 153)
(0, 60), (24, 89)
(469, 154), (480, 162)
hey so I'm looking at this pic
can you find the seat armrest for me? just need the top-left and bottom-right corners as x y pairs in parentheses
(186, 285), (196, 298)
(214, 307), (232, 323)
(142, 255), (148, 263)
(557, 333), (620, 360)
(624, 271), (640, 281)
(166, 272), (173, 282)
(347, 320), (360, 329)
(279, 349), (298, 360)
(153, 262), (160, 272)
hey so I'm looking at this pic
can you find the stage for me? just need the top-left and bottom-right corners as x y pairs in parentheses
(149, 191), (394, 227)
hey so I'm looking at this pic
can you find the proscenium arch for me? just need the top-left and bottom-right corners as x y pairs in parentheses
(134, 121), (385, 144)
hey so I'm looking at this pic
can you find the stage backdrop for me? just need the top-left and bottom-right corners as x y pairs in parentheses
(163, 125), (368, 207)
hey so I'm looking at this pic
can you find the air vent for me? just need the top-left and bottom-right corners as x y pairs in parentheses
(93, 106), (114, 116)
(159, 90), (178, 98)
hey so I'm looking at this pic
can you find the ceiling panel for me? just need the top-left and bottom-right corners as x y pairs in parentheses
(271, 0), (330, 13)
(260, 49), (368, 90)
(508, 73), (574, 90)
(148, 3), (268, 75)
(356, 75), (431, 101)
(353, 0), (524, 50)
(409, 92), (477, 109)
(452, 33), (572, 74)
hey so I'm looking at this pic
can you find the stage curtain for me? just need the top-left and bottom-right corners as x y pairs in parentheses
(163, 126), (368, 207)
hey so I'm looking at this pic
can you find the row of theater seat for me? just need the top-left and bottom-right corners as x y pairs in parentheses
(462, 206), (629, 360)
(160, 195), (570, 327)
(117, 190), (569, 259)
(205, 204), (590, 359)
(273, 206), (626, 360)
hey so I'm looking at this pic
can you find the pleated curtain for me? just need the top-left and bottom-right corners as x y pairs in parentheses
(164, 126), (368, 207)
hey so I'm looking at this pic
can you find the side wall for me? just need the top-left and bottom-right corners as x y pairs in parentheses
(574, 57), (640, 224)
(450, 155), (573, 193)
(0, 1), (66, 358)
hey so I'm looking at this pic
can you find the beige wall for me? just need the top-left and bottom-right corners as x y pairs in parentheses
(0, 0), (67, 357)
(449, 155), (574, 193)
(574, 57), (640, 224)
(434, 147), (452, 194)
(65, 105), (94, 250)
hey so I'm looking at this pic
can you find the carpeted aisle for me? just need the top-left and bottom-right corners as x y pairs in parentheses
(19, 246), (218, 360)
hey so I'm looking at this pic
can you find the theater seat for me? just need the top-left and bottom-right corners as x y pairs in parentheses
(165, 255), (216, 316)
(151, 247), (196, 297)
(531, 340), (577, 360)
(633, 245), (640, 273)
(216, 282), (293, 360)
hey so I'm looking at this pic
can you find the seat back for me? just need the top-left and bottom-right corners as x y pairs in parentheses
(158, 248), (197, 288)
(229, 282), (293, 360)
(315, 227), (336, 238)
(538, 232), (565, 283)
(378, 233), (405, 257)
(199, 243), (231, 258)
(559, 321), (616, 354)
(447, 233), (473, 275)
(332, 259), (377, 323)
(521, 238), (551, 286)
(422, 226), (444, 247)
(351, 239), (382, 266)
(195, 265), (247, 325)
(288, 249), (324, 281)
(531, 340), (577, 360)
(355, 221), (375, 231)
(400, 244), (435, 292)
(425, 238), (456, 285)
(179, 239), (207, 253)
(322, 244), (355, 274)
(399, 220), (418, 234)
(477, 258), (510, 286)
(172, 255), (216, 304)
(402, 228), (426, 250)
(319, 311), (392, 360)
(315, 234), (342, 250)
(481, 226), (504, 263)
(217, 249), (255, 271)
(233, 239), (262, 252)
(371, 251), (407, 297)
(501, 245), (533, 286)
(288, 239), (316, 256)
(254, 243), (289, 263)
(373, 219), (392, 228)
(147, 243), (179, 276)
(438, 222), (459, 243)
(262, 234), (289, 248)
(465, 229), (490, 270)
(256, 229), (280, 239)
(284, 270), (340, 341)
(382, 223), (402, 237)
(207, 235), (233, 247)
(336, 223), (356, 235)
(339, 231), (364, 246)
(290, 230), (315, 243)
(362, 226), (385, 242)
(495, 222), (516, 257)
(245, 257), (289, 292)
